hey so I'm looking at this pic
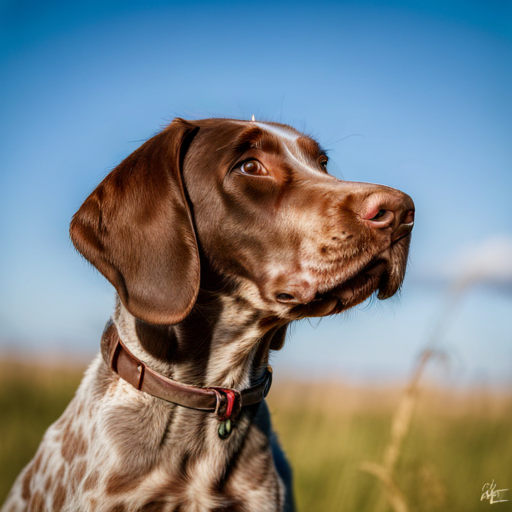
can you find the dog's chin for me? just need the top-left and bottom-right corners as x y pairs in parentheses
(288, 236), (411, 319)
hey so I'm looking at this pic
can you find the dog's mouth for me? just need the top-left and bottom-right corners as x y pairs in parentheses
(324, 258), (387, 307)
(280, 235), (411, 318)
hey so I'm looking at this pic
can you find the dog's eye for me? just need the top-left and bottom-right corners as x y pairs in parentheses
(240, 160), (268, 176)
(319, 158), (328, 171)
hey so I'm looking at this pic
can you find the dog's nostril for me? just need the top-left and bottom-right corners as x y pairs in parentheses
(370, 209), (387, 221)
(364, 208), (394, 225)
(402, 209), (415, 225)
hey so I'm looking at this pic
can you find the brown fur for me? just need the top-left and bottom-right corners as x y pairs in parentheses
(51, 484), (66, 512)
(3, 118), (413, 512)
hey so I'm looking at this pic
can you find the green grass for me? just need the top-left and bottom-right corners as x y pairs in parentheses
(0, 361), (82, 499)
(1, 362), (511, 511)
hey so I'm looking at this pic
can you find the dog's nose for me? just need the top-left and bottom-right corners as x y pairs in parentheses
(359, 189), (415, 242)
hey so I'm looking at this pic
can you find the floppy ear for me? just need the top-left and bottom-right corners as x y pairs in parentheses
(70, 118), (200, 325)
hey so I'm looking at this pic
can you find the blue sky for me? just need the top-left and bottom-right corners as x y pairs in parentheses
(1, 0), (511, 386)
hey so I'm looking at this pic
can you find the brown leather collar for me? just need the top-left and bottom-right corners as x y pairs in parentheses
(101, 321), (272, 422)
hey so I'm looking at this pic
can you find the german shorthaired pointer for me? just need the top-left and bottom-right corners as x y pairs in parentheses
(3, 118), (414, 512)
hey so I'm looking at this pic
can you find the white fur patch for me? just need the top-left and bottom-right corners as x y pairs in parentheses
(256, 121), (323, 175)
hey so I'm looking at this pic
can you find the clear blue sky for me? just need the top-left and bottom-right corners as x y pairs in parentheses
(1, 0), (511, 385)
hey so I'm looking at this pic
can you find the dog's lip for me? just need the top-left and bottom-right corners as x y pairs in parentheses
(391, 226), (413, 244)
(276, 255), (387, 306)
(311, 237), (410, 304)
(322, 233), (411, 303)
(276, 233), (412, 309)
(320, 259), (387, 301)
(280, 259), (386, 318)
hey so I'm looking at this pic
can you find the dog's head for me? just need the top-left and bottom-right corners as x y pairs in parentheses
(70, 118), (414, 325)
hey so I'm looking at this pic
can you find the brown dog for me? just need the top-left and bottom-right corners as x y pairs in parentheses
(4, 118), (414, 512)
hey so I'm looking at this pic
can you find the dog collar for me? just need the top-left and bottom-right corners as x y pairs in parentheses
(101, 321), (272, 438)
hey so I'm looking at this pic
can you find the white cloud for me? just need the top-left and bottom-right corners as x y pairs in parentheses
(414, 234), (512, 290)
(447, 235), (512, 287)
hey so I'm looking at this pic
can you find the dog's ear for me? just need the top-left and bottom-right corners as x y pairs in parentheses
(70, 118), (200, 325)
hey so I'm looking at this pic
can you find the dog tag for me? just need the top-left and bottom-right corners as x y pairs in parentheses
(218, 419), (232, 439)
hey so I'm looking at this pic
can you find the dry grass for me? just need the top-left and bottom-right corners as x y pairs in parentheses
(268, 378), (512, 512)
(1, 359), (511, 511)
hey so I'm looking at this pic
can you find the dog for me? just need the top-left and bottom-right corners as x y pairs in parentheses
(3, 117), (414, 512)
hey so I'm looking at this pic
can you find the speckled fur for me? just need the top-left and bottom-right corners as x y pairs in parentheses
(3, 295), (290, 512)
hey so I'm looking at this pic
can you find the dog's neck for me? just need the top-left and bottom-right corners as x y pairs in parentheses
(112, 287), (286, 392)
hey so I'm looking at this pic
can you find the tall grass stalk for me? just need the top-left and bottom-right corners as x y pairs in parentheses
(359, 279), (472, 512)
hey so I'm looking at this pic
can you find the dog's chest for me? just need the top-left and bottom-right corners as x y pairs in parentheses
(7, 356), (284, 512)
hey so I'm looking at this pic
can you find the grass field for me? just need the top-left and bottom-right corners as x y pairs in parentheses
(1, 360), (511, 511)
